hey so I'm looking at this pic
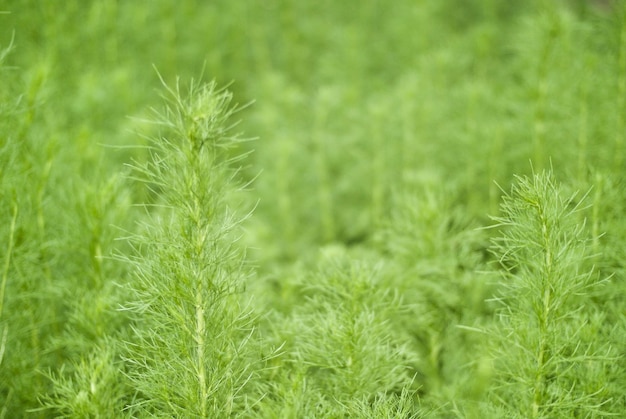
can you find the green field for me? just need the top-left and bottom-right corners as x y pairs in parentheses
(1, 1), (625, 417)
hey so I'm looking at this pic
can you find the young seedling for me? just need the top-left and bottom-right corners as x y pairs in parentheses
(118, 74), (267, 417)
(486, 169), (614, 417)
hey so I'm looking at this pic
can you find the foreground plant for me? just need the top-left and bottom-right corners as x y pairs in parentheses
(485, 169), (615, 417)
(118, 75), (269, 417)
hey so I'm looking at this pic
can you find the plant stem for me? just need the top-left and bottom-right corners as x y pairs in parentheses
(616, 3), (626, 170)
(489, 127), (503, 215)
(577, 66), (589, 182)
(0, 200), (17, 321)
(191, 167), (209, 417)
(371, 106), (384, 227)
(195, 288), (207, 416)
(277, 135), (295, 248)
(313, 103), (334, 242)
(532, 40), (552, 170)
(531, 197), (553, 418)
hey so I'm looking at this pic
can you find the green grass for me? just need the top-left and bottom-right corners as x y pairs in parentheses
(1, 1), (625, 417)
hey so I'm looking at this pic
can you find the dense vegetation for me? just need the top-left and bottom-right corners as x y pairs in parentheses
(1, 1), (625, 417)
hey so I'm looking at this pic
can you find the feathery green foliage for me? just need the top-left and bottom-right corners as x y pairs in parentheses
(1, 1), (625, 417)
(487, 170), (615, 417)
(117, 78), (267, 417)
(262, 250), (420, 416)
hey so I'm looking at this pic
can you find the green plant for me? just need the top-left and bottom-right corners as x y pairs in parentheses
(1, 1), (625, 417)
(485, 169), (616, 417)
(117, 75), (273, 417)
(255, 247), (421, 417)
(0, 33), (64, 416)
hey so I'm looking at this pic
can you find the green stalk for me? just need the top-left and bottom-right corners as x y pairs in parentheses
(190, 169), (209, 417)
(489, 128), (503, 215)
(531, 200), (553, 418)
(195, 288), (207, 416)
(591, 172), (603, 256)
(277, 138), (295, 245)
(0, 200), (17, 322)
(313, 100), (334, 242)
(532, 39), (552, 170)
(36, 156), (53, 284)
(576, 67), (589, 182)
(371, 106), (384, 227)
(615, 3), (626, 170)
